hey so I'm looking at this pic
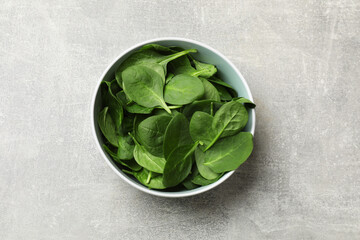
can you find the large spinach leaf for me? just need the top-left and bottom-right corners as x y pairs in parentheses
(189, 111), (216, 147)
(122, 65), (171, 113)
(163, 143), (199, 187)
(204, 101), (248, 151)
(203, 132), (253, 173)
(195, 148), (220, 180)
(164, 74), (204, 105)
(163, 112), (192, 160)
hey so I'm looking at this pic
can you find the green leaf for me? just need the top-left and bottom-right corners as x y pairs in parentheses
(137, 115), (172, 157)
(122, 65), (171, 113)
(208, 76), (238, 97)
(233, 97), (256, 108)
(98, 107), (119, 147)
(117, 134), (134, 160)
(165, 73), (174, 84)
(163, 143), (199, 187)
(116, 91), (154, 114)
(189, 111), (216, 148)
(164, 74), (204, 105)
(200, 78), (221, 101)
(125, 168), (167, 189)
(204, 101), (248, 151)
(116, 49), (197, 85)
(182, 100), (223, 120)
(129, 133), (166, 174)
(195, 148), (220, 180)
(193, 60), (217, 78)
(203, 132), (253, 173)
(140, 44), (177, 54)
(163, 112), (192, 160)
(191, 173), (223, 186)
(101, 80), (123, 129)
(214, 84), (232, 101)
(102, 145), (141, 171)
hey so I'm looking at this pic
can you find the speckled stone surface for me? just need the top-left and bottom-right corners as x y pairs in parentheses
(1, 0), (359, 239)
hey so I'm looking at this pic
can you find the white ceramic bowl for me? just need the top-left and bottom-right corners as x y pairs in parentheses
(91, 37), (255, 198)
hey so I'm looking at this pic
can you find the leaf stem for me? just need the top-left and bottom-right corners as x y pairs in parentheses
(203, 130), (222, 152)
(146, 171), (152, 184)
(122, 169), (134, 176)
(158, 49), (197, 66)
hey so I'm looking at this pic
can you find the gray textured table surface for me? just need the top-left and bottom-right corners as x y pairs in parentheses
(1, 1), (359, 239)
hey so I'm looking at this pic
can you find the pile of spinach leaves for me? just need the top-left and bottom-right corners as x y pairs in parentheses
(98, 44), (255, 190)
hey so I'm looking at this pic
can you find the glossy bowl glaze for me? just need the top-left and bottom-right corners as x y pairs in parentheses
(91, 37), (255, 198)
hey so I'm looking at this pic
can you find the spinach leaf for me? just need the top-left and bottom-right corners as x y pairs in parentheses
(129, 133), (166, 174)
(140, 44), (177, 54)
(193, 60), (217, 78)
(208, 76), (238, 97)
(101, 80), (123, 129)
(189, 111), (216, 147)
(182, 165), (200, 190)
(117, 134), (134, 160)
(124, 169), (166, 189)
(200, 78), (220, 101)
(164, 74), (204, 105)
(163, 143), (199, 187)
(98, 107), (119, 147)
(163, 112), (192, 160)
(214, 84), (232, 101)
(116, 91), (154, 114)
(233, 97), (256, 108)
(165, 73), (174, 84)
(102, 145), (141, 171)
(116, 48), (196, 85)
(122, 65), (171, 113)
(195, 148), (220, 180)
(182, 100), (223, 120)
(204, 101), (248, 151)
(137, 115), (172, 157)
(191, 173), (223, 186)
(203, 132), (253, 173)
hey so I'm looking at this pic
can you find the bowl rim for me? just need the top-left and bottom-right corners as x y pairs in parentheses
(91, 37), (256, 198)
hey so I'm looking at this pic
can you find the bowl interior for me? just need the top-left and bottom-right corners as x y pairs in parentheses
(92, 38), (255, 197)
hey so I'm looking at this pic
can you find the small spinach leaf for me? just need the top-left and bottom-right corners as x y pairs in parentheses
(233, 97), (256, 108)
(193, 60), (217, 78)
(117, 134), (135, 160)
(116, 91), (154, 114)
(208, 76), (238, 97)
(102, 145), (141, 171)
(137, 115), (172, 157)
(214, 84), (232, 101)
(195, 148), (220, 180)
(98, 107), (119, 147)
(200, 78), (221, 101)
(182, 100), (223, 120)
(129, 133), (166, 174)
(101, 80), (123, 129)
(124, 169), (166, 189)
(191, 173), (223, 186)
